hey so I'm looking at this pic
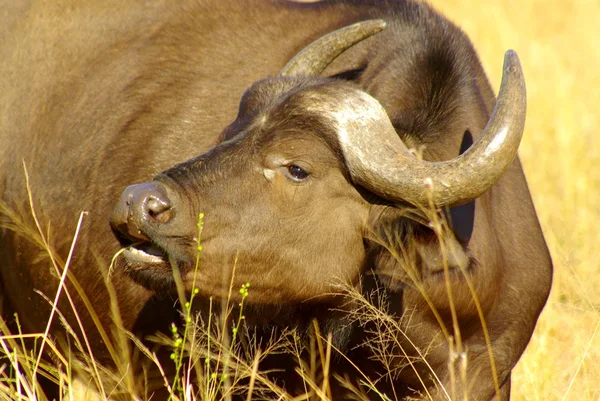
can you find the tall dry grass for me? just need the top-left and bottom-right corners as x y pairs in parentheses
(428, 0), (600, 399)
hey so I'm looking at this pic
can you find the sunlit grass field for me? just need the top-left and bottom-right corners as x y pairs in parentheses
(428, 0), (600, 399)
(1, 0), (598, 400)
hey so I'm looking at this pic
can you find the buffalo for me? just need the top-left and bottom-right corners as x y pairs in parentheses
(0, 0), (552, 400)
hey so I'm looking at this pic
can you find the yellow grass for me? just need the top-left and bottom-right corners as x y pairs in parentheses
(428, 0), (600, 399)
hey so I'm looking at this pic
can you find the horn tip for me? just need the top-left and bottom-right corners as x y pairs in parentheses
(371, 19), (387, 30)
(503, 50), (522, 74)
(347, 19), (387, 36)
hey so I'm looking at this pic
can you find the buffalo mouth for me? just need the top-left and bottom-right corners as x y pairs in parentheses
(112, 229), (193, 292)
(112, 229), (172, 271)
(122, 241), (169, 266)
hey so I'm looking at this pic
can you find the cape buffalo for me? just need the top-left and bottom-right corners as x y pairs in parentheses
(0, 0), (552, 400)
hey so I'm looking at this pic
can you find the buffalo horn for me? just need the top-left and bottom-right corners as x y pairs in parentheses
(280, 19), (387, 76)
(338, 50), (526, 207)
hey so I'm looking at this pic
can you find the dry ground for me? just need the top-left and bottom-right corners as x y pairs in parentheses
(429, 0), (600, 399)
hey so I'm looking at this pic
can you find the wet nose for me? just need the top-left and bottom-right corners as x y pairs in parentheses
(111, 182), (173, 241)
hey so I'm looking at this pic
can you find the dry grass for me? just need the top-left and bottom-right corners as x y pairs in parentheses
(2, 0), (597, 400)
(428, 0), (600, 400)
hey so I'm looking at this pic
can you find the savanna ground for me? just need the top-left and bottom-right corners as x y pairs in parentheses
(1, 0), (599, 400)
(428, 0), (600, 399)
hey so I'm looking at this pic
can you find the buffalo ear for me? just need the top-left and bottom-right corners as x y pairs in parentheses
(365, 205), (471, 291)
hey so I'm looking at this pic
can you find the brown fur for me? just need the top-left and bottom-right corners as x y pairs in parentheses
(0, 1), (552, 400)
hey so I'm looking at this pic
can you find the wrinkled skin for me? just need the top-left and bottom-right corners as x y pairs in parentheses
(0, 0), (552, 400)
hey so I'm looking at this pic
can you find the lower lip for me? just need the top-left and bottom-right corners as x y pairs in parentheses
(123, 246), (167, 264)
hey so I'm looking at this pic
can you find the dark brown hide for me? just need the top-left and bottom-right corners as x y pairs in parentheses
(0, 1), (552, 400)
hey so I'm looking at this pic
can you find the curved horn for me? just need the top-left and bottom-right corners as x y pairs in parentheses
(280, 19), (386, 76)
(338, 50), (526, 207)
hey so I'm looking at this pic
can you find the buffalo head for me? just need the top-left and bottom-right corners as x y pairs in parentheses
(110, 20), (526, 305)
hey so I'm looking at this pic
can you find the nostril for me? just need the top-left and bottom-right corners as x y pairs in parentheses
(146, 196), (172, 223)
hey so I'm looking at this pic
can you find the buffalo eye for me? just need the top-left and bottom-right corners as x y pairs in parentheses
(287, 164), (310, 181)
